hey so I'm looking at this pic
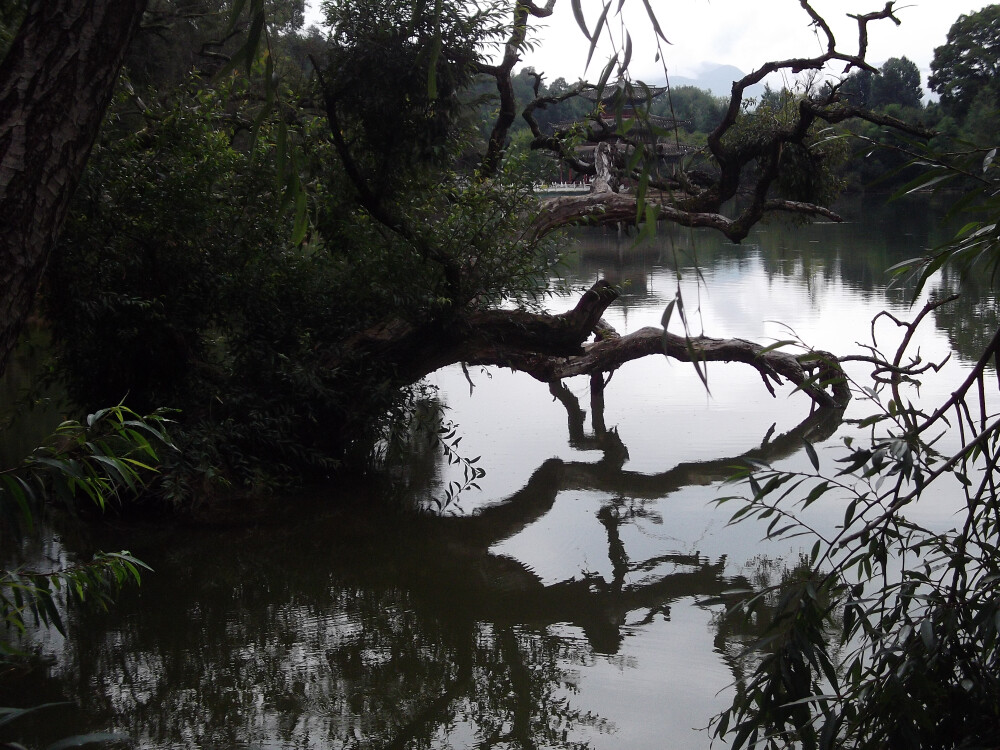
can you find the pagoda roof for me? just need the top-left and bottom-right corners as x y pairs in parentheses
(578, 77), (668, 104)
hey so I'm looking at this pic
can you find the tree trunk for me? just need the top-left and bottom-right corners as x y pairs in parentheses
(338, 281), (850, 412)
(0, 0), (147, 378)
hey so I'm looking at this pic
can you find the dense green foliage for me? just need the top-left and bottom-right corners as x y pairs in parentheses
(870, 57), (922, 110)
(653, 85), (727, 136)
(320, 0), (501, 192)
(839, 57), (922, 111)
(927, 5), (1000, 146)
(47, 83), (343, 496)
(39, 0), (560, 503)
(928, 4), (1000, 120)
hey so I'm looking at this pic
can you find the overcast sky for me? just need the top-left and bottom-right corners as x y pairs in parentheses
(305, 1), (993, 90)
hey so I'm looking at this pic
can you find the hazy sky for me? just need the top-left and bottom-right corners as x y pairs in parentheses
(305, 1), (993, 90)
(515, 0), (993, 88)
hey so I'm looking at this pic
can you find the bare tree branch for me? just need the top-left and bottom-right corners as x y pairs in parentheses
(514, 2), (923, 243)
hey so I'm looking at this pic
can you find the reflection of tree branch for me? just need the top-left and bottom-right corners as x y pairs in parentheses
(564, 406), (844, 499)
(548, 380), (587, 442)
(597, 503), (630, 590)
(451, 458), (566, 549)
(439, 405), (844, 653)
(590, 372), (607, 435)
(456, 405), (842, 547)
(479, 555), (740, 655)
(547, 379), (628, 465)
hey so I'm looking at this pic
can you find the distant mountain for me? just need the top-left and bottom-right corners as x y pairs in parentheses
(645, 64), (766, 100)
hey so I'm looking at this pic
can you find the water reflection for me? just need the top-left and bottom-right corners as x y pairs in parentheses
(3, 196), (988, 750)
(1, 380), (844, 750)
(561, 194), (993, 365)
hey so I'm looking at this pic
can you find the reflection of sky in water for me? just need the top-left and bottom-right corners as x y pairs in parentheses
(552, 611), (733, 750)
(431, 231), (978, 511)
(423, 208), (995, 750)
(10, 200), (997, 750)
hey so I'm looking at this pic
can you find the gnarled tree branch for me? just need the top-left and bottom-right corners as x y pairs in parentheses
(336, 281), (850, 412)
(517, 1), (926, 243)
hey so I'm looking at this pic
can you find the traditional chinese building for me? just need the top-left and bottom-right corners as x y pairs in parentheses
(551, 78), (698, 184)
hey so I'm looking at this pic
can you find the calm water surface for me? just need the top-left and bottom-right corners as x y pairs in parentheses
(2, 196), (994, 749)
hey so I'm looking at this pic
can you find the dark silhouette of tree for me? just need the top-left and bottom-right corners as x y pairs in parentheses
(871, 56), (922, 109)
(839, 68), (874, 109)
(929, 4), (1000, 118)
(0, 0), (148, 379)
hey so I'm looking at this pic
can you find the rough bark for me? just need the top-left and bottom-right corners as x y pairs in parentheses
(0, 0), (148, 378)
(337, 279), (620, 383)
(465, 321), (849, 410)
(475, 0), (555, 178)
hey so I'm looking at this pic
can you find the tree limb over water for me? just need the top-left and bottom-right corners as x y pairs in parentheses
(0, 0), (914, 494)
(339, 280), (850, 411)
(311, 1), (925, 424)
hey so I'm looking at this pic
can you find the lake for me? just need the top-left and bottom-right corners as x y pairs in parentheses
(1, 195), (992, 749)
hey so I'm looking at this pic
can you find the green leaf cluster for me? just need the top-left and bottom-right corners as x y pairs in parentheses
(929, 5), (1000, 120)
(1, 405), (171, 658)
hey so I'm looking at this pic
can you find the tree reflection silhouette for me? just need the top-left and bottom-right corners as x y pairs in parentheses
(440, 381), (843, 655)
(12, 388), (843, 750)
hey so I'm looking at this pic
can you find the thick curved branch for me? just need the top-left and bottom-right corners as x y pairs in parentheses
(336, 280), (619, 383)
(478, 0), (557, 176)
(530, 190), (840, 242)
(467, 326), (849, 409)
(762, 200), (843, 222)
(333, 281), (848, 411)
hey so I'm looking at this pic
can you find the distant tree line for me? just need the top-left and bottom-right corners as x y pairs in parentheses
(829, 3), (999, 191)
(485, 4), (999, 191)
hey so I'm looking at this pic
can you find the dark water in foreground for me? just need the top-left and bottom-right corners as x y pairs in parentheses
(2, 196), (994, 749)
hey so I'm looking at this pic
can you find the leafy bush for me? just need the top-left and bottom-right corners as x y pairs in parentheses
(44, 58), (561, 504)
